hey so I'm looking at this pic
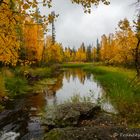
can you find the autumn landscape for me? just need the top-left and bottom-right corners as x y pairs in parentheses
(0, 0), (140, 140)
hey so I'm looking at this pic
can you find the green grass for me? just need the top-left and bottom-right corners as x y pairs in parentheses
(28, 67), (52, 78)
(83, 65), (140, 126)
(62, 63), (93, 68)
(0, 66), (54, 98)
(31, 78), (57, 93)
(64, 94), (92, 104)
(14, 66), (52, 78)
(0, 68), (30, 97)
(5, 76), (30, 97)
(83, 66), (138, 96)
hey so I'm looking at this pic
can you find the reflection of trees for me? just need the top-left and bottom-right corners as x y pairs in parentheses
(44, 69), (94, 106)
(45, 90), (57, 105)
(72, 70), (76, 81)
(29, 69), (92, 108)
(76, 69), (86, 84)
(87, 73), (91, 80)
(45, 73), (64, 105)
(28, 93), (46, 112)
(65, 70), (71, 82)
(50, 73), (63, 92)
(64, 69), (91, 85)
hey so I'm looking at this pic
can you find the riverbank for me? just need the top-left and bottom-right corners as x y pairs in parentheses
(62, 63), (140, 127)
(0, 65), (60, 111)
(0, 63), (139, 139)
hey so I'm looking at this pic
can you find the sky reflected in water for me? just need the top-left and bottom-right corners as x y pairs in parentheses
(45, 68), (117, 113)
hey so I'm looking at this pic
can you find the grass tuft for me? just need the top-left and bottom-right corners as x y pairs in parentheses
(5, 77), (30, 97)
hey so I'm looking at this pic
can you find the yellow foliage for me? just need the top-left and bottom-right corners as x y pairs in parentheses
(64, 48), (72, 62)
(92, 47), (97, 61)
(99, 18), (137, 65)
(0, 0), (20, 66)
(0, 0), (49, 66)
(45, 36), (63, 63)
(23, 21), (44, 63)
(75, 44), (86, 62)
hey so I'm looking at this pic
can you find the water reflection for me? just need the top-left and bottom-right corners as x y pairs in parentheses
(55, 71), (102, 104)
(44, 68), (116, 114)
(24, 68), (116, 114)
(44, 69), (100, 105)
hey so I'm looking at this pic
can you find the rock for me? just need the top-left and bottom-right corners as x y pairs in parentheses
(0, 96), (10, 105)
(30, 107), (37, 112)
(0, 131), (20, 140)
(0, 109), (28, 129)
(44, 126), (140, 140)
(0, 110), (17, 128)
(43, 102), (100, 128)
(79, 112), (117, 127)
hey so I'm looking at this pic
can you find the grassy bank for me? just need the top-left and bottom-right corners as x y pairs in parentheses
(62, 63), (93, 68)
(63, 63), (140, 126)
(0, 66), (54, 98)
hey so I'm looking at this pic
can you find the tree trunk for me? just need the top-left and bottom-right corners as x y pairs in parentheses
(135, 39), (140, 77)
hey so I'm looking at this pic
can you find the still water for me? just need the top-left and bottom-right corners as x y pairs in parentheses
(44, 69), (115, 112)
(46, 69), (102, 105)
(0, 68), (116, 140)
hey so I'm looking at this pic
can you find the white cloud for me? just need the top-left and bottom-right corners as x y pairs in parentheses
(39, 0), (136, 48)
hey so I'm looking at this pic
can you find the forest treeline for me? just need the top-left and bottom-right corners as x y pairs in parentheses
(0, 0), (140, 71)
(63, 18), (139, 66)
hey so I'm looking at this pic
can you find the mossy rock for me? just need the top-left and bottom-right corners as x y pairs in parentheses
(43, 102), (100, 128)
(44, 129), (62, 140)
(44, 126), (140, 140)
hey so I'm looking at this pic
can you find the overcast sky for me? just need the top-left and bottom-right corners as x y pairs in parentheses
(39, 0), (137, 48)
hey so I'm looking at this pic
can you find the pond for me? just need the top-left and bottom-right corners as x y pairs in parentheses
(0, 68), (116, 140)
(44, 69), (116, 113)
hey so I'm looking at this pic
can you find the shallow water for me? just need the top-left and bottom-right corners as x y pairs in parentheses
(0, 68), (116, 140)
(46, 69), (102, 105)
(44, 69), (116, 113)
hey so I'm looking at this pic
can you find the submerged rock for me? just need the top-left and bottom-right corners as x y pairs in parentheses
(43, 102), (100, 128)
